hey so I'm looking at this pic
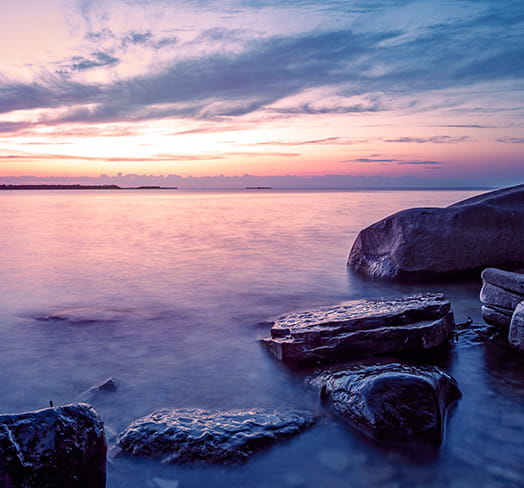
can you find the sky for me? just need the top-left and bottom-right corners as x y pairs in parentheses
(0, 0), (523, 187)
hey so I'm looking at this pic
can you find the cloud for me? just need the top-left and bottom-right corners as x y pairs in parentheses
(254, 137), (368, 146)
(0, 149), (299, 163)
(397, 160), (443, 165)
(497, 137), (524, 143)
(341, 158), (444, 166)
(121, 30), (153, 47)
(69, 52), (119, 71)
(2, 0), (524, 128)
(382, 136), (470, 144)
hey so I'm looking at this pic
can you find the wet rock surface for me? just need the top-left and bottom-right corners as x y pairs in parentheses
(0, 403), (106, 488)
(347, 184), (524, 280)
(481, 268), (524, 327)
(308, 363), (461, 444)
(118, 408), (316, 464)
(261, 294), (454, 363)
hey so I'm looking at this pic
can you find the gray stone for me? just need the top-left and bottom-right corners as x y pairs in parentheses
(348, 184), (524, 280)
(308, 363), (461, 444)
(480, 268), (524, 329)
(481, 305), (513, 328)
(261, 294), (454, 363)
(482, 268), (524, 295)
(509, 302), (524, 352)
(118, 408), (316, 464)
(480, 282), (524, 311)
(0, 403), (106, 488)
(80, 378), (117, 402)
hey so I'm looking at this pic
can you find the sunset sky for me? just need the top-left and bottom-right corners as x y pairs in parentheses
(1, 0), (523, 187)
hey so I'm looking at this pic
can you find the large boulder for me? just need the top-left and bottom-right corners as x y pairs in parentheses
(480, 268), (524, 327)
(308, 363), (461, 444)
(261, 293), (454, 363)
(0, 403), (106, 488)
(509, 302), (524, 353)
(118, 408), (316, 464)
(348, 184), (524, 280)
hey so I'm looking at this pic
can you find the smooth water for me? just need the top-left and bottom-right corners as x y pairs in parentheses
(1, 188), (523, 488)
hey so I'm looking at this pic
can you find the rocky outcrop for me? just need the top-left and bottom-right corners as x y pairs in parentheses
(118, 408), (316, 464)
(261, 294), (454, 363)
(481, 268), (524, 327)
(0, 403), (106, 488)
(347, 184), (524, 280)
(308, 363), (461, 444)
(509, 302), (524, 353)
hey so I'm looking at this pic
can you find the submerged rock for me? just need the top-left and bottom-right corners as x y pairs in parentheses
(509, 302), (524, 353)
(0, 403), (106, 488)
(34, 306), (128, 324)
(80, 378), (118, 402)
(347, 184), (524, 280)
(261, 294), (454, 363)
(480, 268), (524, 327)
(308, 363), (461, 444)
(118, 408), (316, 464)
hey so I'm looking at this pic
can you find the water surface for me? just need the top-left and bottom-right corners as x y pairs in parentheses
(1, 188), (523, 487)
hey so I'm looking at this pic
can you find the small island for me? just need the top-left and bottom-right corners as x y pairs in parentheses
(0, 184), (121, 190)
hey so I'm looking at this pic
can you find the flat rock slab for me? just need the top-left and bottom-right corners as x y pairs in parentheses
(261, 294), (454, 363)
(348, 184), (524, 280)
(308, 363), (461, 444)
(118, 408), (316, 464)
(0, 403), (106, 488)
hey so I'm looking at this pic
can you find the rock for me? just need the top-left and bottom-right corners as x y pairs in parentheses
(480, 282), (524, 311)
(480, 268), (524, 328)
(261, 294), (454, 363)
(481, 267), (524, 294)
(118, 408), (316, 464)
(480, 305), (514, 328)
(509, 302), (524, 352)
(347, 184), (524, 280)
(308, 363), (461, 444)
(0, 403), (106, 488)
(81, 378), (117, 402)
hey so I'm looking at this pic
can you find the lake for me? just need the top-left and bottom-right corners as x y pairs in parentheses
(1, 188), (523, 487)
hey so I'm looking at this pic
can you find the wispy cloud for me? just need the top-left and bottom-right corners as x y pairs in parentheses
(497, 137), (524, 144)
(382, 136), (470, 144)
(69, 52), (119, 71)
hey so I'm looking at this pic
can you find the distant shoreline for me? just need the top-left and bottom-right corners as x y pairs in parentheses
(0, 184), (179, 190)
(0, 184), (492, 191)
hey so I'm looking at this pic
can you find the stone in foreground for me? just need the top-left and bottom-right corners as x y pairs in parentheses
(0, 403), (106, 488)
(261, 294), (454, 363)
(481, 268), (524, 327)
(308, 363), (461, 444)
(509, 302), (524, 353)
(118, 408), (316, 464)
(348, 184), (524, 280)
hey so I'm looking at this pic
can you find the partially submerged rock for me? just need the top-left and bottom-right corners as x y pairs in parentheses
(509, 302), (524, 353)
(348, 184), (524, 280)
(261, 294), (454, 363)
(0, 403), (106, 488)
(118, 408), (316, 464)
(308, 363), (461, 444)
(80, 378), (118, 402)
(481, 268), (524, 327)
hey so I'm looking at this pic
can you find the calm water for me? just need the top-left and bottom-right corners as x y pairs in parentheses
(1, 188), (523, 488)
